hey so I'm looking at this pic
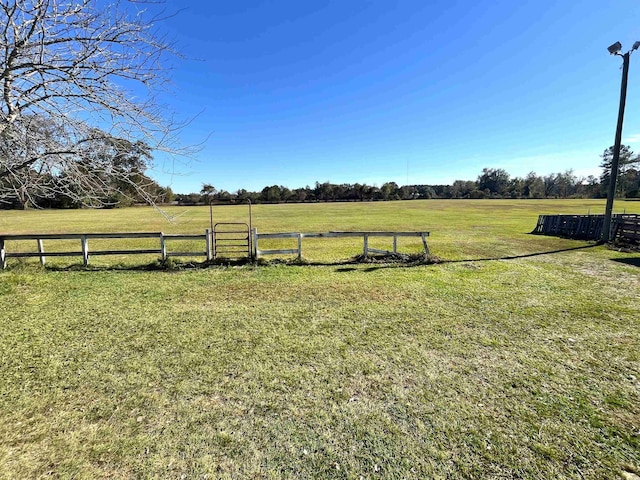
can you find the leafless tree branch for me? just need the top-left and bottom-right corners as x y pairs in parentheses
(0, 0), (191, 208)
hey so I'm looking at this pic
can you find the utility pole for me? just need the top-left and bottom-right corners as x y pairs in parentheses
(602, 41), (639, 242)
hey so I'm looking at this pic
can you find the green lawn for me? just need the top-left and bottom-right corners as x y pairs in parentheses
(0, 200), (639, 479)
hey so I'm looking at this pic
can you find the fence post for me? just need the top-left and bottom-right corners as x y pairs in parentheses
(205, 228), (212, 261)
(0, 239), (5, 269)
(421, 233), (430, 255)
(81, 235), (89, 266)
(363, 234), (369, 257)
(393, 235), (397, 254)
(297, 233), (302, 261)
(611, 217), (621, 243)
(37, 239), (46, 266)
(160, 233), (167, 261)
(212, 227), (217, 259)
(252, 228), (258, 259)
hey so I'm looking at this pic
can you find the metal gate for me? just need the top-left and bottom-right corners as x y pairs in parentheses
(213, 223), (251, 259)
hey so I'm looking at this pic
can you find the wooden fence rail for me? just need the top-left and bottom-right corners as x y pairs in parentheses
(0, 229), (431, 268)
(253, 230), (430, 260)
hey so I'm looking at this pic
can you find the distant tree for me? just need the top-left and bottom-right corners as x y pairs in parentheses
(508, 177), (525, 199)
(554, 170), (578, 198)
(236, 189), (250, 203)
(279, 186), (293, 202)
(314, 182), (335, 202)
(414, 185), (437, 199)
(172, 192), (197, 205)
(430, 185), (450, 198)
(529, 178), (545, 198)
(159, 186), (175, 204)
(450, 180), (476, 198)
(261, 185), (282, 203)
(599, 145), (640, 197)
(398, 185), (417, 200)
(357, 183), (378, 201)
(217, 190), (232, 202)
(368, 185), (381, 200)
(200, 184), (217, 204)
(292, 188), (308, 202)
(380, 182), (399, 200)
(578, 175), (600, 198)
(523, 172), (545, 198)
(477, 168), (510, 196)
(543, 174), (558, 197)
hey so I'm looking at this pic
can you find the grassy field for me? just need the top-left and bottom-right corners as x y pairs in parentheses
(0, 199), (639, 479)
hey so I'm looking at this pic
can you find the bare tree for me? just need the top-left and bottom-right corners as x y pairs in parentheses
(199, 183), (216, 203)
(0, 0), (184, 208)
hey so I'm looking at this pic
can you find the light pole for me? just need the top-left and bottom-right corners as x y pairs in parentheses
(602, 41), (640, 241)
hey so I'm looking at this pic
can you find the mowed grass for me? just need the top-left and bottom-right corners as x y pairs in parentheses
(0, 199), (639, 479)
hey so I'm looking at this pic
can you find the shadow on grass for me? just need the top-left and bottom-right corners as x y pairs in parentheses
(346, 243), (601, 272)
(15, 244), (604, 273)
(444, 243), (600, 263)
(41, 257), (256, 273)
(610, 257), (640, 268)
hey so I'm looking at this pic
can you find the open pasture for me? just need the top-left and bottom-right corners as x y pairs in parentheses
(0, 198), (636, 266)
(0, 199), (639, 478)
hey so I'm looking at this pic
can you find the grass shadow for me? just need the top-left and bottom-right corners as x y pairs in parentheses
(353, 244), (601, 272)
(41, 257), (256, 273)
(610, 257), (640, 268)
(444, 243), (600, 263)
(15, 244), (605, 273)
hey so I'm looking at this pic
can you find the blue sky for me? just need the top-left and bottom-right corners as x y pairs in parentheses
(143, 1), (640, 194)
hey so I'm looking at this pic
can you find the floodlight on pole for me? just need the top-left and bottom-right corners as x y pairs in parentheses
(602, 41), (639, 241)
(608, 41), (622, 55)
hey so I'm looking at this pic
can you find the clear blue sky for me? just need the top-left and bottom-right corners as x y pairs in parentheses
(144, 0), (640, 194)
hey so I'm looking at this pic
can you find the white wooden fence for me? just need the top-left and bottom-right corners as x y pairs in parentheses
(0, 229), (430, 268)
(252, 230), (430, 260)
(0, 230), (212, 268)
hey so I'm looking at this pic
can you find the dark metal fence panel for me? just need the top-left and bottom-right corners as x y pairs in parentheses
(532, 214), (639, 243)
(612, 215), (640, 246)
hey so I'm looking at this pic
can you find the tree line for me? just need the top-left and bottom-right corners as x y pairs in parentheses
(174, 146), (640, 205)
(5, 144), (639, 209)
